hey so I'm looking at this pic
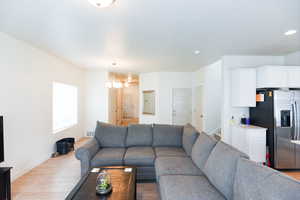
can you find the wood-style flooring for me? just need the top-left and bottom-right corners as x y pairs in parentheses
(282, 171), (300, 181)
(12, 137), (300, 200)
(12, 138), (159, 200)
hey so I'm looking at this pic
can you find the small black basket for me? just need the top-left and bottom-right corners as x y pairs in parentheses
(56, 137), (75, 155)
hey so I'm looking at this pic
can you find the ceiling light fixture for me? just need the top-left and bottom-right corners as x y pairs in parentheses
(194, 50), (200, 55)
(285, 30), (297, 36)
(88, 0), (116, 8)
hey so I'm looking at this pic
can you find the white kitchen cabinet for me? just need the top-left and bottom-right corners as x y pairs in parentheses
(287, 67), (300, 88)
(231, 68), (256, 107)
(256, 66), (288, 88)
(257, 66), (300, 88)
(232, 125), (267, 163)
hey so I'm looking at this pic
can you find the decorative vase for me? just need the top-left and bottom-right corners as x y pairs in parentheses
(96, 170), (112, 195)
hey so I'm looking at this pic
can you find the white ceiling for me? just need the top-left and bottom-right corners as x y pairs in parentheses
(0, 0), (299, 72)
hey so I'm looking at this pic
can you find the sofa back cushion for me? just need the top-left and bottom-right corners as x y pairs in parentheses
(153, 124), (183, 147)
(191, 132), (217, 171)
(95, 121), (127, 148)
(182, 124), (199, 156)
(203, 141), (249, 200)
(234, 158), (300, 200)
(126, 124), (153, 147)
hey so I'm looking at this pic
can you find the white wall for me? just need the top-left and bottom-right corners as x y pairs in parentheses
(285, 51), (300, 65)
(193, 60), (222, 134)
(139, 73), (160, 123)
(221, 55), (284, 144)
(85, 70), (109, 134)
(139, 72), (193, 124)
(139, 68), (221, 131)
(0, 32), (86, 180)
(158, 72), (193, 124)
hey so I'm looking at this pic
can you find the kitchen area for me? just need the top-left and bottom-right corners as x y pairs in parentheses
(229, 64), (300, 174)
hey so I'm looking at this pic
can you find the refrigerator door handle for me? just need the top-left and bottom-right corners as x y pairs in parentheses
(292, 102), (296, 140)
(296, 101), (299, 140)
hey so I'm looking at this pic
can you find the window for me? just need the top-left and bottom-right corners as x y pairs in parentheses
(53, 82), (78, 133)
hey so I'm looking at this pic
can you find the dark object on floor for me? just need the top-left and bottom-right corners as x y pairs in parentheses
(0, 167), (12, 200)
(56, 138), (75, 155)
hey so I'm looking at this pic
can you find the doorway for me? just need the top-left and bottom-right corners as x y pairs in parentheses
(172, 88), (192, 125)
(193, 86), (204, 131)
(108, 73), (139, 126)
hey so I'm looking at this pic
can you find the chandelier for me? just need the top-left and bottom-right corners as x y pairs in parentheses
(105, 73), (133, 89)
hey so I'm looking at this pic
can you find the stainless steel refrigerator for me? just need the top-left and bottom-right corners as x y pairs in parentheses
(250, 89), (300, 169)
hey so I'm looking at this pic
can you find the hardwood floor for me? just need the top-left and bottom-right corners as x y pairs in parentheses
(121, 118), (139, 126)
(283, 171), (300, 181)
(12, 138), (159, 200)
(12, 137), (300, 200)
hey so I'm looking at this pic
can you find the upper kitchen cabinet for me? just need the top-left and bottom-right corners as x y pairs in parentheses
(231, 68), (256, 107)
(287, 67), (300, 88)
(257, 66), (300, 88)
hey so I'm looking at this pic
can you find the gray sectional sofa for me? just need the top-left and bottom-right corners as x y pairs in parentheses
(75, 122), (300, 200)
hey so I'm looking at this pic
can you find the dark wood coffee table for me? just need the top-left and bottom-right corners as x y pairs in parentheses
(66, 166), (136, 200)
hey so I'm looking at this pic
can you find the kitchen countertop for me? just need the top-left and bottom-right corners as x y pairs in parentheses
(236, 124), (268, 130)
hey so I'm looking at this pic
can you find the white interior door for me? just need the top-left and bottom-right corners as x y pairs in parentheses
(172, 88), (192, 125)
(194, 86), (204, 131)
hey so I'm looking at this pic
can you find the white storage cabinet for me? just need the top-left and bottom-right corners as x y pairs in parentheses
(231, 68), (256, 107)
(257, 66), (300, 88)
(232, 125), (267, 163)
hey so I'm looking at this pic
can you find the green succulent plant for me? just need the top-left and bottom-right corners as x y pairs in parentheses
(97, 178), (110, 190)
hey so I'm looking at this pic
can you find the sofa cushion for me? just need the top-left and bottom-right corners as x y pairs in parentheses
(203, 141), (249, 200)
(124, 147), (155, 166)
(155, 157), (203, 180)
(182, 124), (199, 156)
(155, 147), (187, 157)
(191, 132), (218, 171)
(94, 121), (127, 148)
(234, 158), (300, 200)
(136, 166), (156, 181)
(159, 175), (226, 200)
(126, 124), (153, 147)
(153, 124), (183, 147)
(91, 148), (125, 167)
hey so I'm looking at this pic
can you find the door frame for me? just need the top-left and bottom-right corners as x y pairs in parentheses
(193, 85), (204, 132)
(171, 88), (192, 125)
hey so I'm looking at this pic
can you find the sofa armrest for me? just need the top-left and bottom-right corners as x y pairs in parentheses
(75, 138), (100, 176)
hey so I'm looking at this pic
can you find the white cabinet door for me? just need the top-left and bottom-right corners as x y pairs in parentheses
(257, 66), (288, 88)
(231, 68), (256, 107)
(287, 67), (300, 88)
(232, 125), (267, 163)
(232, 126), (249, 153)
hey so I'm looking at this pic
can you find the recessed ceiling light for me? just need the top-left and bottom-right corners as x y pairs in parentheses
(88, 0), (116, 8)
(285, 30), (297, 36)
(194, 50), (200, 55)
